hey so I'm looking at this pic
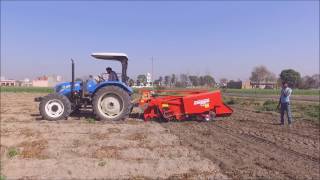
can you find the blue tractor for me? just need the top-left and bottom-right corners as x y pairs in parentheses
(35, 53), (133, 121)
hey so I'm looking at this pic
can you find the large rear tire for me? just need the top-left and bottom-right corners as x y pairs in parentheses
(39, 93), (72, 120)
(92, 86), (131, 121)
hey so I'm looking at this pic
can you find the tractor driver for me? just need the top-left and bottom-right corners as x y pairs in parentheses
(103, 67), (119, 81)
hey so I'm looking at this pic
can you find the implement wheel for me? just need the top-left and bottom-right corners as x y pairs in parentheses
(92, 86), (131, 121)
(39, 93), (72, 120)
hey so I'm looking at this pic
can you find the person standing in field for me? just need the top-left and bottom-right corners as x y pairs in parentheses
(277, 81), (293, 125)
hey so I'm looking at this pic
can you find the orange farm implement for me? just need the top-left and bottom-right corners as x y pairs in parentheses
(138, 89), (233, 121)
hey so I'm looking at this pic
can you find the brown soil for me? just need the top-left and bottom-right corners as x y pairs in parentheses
(161, 105), (320, 180)
(18, 139), (49, 159)
(0, 93), (226, 179)
(1, 92), (319, 179)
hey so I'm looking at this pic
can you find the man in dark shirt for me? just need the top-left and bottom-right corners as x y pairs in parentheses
(105, 67), (119, 81)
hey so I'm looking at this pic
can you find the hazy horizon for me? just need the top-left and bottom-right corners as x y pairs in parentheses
(1, 1), (319, 81)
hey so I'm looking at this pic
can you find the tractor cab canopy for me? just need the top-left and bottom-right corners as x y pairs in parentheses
(91, 52), (128, 82)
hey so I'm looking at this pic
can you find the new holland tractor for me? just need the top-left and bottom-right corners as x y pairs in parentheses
(35, 53), (133, 121)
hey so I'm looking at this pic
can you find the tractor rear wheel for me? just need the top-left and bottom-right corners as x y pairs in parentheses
(92, 86), (131, 121)
(39, 93), (72, 120)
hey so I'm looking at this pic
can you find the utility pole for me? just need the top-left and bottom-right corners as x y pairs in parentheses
(151, 57), (154, 87)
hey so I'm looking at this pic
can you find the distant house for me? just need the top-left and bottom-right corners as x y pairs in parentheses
(250, 82), (277, 89)
(227, 80), (242, 89)
(32, 75), (63, 87)
(226, 80), (277, 89)
(0, 76), (16, 86)
(242, 80), (252, 89)
(0, 79), (16, 86)
(16, 78), (33, 87)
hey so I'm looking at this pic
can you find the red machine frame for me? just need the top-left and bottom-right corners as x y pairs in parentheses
(138, 89), (233, 121)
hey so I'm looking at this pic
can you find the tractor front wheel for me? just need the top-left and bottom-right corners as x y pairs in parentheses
(39, 93), (72, 120)
(92, 86), (131, 121)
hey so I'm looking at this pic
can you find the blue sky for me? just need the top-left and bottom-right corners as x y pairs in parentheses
(1, 1), (319, 81)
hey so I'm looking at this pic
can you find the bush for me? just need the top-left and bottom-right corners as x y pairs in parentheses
(86, 118), (96, 124)
(0, 175), (6, 180)
(304, 104), (320, 119)
(226, 98), (237, 105)
(0, 87), (53, 93)
(155, 86), (166, 91)
(261, 100), (278, 111)
(8, 148), (18, 158)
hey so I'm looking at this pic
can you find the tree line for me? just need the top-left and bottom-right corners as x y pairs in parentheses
(129, 65), (319, 89)
(131, 74), (216, 88)
(249, 65), (319, 89)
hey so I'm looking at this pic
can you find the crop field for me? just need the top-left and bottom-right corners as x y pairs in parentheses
(0, 87), (53, 93)
(0, 90), (319, 179)
(223, 88), (319, 96)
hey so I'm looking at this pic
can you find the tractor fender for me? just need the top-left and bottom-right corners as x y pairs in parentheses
(92, 81), (133, 95)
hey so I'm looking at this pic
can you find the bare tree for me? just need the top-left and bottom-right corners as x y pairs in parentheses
(180, 74), (189, 87)
(265, 72), (276, 82)
(311, 74), (320, 88)
(171, 74), (176, 87)
(250, 65), (274, 83)
(300, 74), (320, 89)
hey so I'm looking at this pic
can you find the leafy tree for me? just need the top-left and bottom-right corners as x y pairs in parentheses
(189, 75), (200, 87)
(136, 79), (141, 86)
(203, 75), (215, 87)
(154, 76), (163, 86)
(128, 79), (135, 86)
(164, 75), (171, 87)
(137, 74), (147, 85)
(199, 76), (205, 86)
(158, 76), (163, 86)
(279, 69), (301, 88)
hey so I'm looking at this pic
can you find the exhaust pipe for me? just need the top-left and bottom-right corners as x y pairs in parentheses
(71, 59), (75, 101)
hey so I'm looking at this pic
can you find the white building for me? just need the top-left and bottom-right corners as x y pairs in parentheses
(32, 75), (63, 87)
(0, 76), (16, 86)
(146, 73), (152, 87)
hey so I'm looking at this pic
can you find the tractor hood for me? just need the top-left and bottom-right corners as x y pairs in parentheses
(91, 52), (128, 82)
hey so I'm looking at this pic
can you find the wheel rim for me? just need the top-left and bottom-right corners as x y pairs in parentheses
(98, 93), (123, 119)
(45, 99), (65, 118)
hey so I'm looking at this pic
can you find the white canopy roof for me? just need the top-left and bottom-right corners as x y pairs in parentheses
(91, 52), (129, 82)
(91, 52), (128, 62)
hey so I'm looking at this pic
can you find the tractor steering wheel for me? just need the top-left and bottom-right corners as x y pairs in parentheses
(97, 75), (105, 83)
